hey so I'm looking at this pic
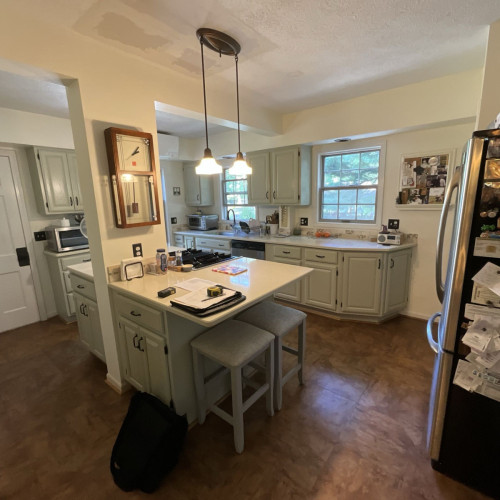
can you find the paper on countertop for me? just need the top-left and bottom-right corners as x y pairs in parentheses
(171, 287), (237, 309)
(175, 278), (217, 292)
(472, 262), (500, 296)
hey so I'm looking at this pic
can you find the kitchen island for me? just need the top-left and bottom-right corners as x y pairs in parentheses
(108, 257), (312, 423)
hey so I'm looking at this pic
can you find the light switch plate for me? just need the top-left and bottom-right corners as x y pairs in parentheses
(388, 219), (400, 230)
(300, 217), (309, 226)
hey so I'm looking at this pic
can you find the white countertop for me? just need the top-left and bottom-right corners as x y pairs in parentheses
(109, 257), (312, 327)
(175, 230), (416, 252)
(67, 261), (94, 280)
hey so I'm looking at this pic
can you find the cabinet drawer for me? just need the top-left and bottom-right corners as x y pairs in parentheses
(273, 245), (301, 260)
(304, 248), (337, 264)
(195, 237), (231, 251)
(70, 274), (96, 301)
(115, 294), (164, 333)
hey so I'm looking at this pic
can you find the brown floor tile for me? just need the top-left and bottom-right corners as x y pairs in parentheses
(0, 314), (492, 500)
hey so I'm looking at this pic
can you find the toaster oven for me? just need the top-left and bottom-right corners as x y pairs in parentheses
(187, 214), (219, 231)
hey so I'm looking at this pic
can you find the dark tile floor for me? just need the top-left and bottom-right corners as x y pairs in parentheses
(0, 314), (490, 499)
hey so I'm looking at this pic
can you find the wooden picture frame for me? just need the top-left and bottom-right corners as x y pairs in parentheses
(105, 127), (161, 228)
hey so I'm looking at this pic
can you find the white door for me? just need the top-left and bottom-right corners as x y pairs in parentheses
(0, 151), (40, 332)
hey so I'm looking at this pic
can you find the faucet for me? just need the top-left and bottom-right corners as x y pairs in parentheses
(227, 209), (236, 229)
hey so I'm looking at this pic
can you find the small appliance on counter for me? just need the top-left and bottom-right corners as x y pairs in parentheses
(45, 225), (89, 252)
(187, 214), (219, 231)
(377, 232), (401, 245)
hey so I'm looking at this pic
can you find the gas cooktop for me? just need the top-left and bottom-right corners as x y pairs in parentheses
(168, 248), (237, 270)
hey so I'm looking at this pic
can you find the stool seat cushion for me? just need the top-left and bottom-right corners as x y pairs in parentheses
(191, 320), (274, 368)
(236, 302), (306, 338)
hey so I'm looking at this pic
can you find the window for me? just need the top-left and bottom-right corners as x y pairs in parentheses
(222, 168), (256, 220)
(319, 148), (380, 223)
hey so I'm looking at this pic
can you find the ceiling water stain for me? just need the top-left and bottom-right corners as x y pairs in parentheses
(95, 12), (168, 51)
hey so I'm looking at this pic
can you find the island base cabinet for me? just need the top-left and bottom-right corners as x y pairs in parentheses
(74, 293), (105, 361)
(303, 263), (337, 311)
(340, 252), (383, 315)
(118, 316), (172, 405)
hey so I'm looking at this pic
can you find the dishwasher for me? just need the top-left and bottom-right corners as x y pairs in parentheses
(231, 240), (266, 260)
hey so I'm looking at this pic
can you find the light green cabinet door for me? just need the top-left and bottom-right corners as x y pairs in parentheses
(183, 164), (214, 206)
(272, 256), (302, 302)
(120, 317), (149, 392)
(303, 263), (337, 311)
(340, 252), (382, 315)
(247, 151), (271, 204)
(67, 152), (84, 211)
(383, 249), (412, 315)
(38, 149), (74, 212)
(87, 299), (105, 361)
(144, 330), (172, 404)
(74, 293), (91, 349)
(184, 236), (194, 249)
(271, 147), (299, 204)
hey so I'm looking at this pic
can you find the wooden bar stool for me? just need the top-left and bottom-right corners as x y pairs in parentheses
(191, 319), (274, 454)
(236, 302), (306, 411)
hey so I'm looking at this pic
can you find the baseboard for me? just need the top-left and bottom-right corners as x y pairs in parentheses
(105, 373), (131, 394)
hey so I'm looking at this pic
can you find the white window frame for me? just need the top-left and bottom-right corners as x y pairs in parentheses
(313, 139), (386, 229)
(221, 166), (256, 221)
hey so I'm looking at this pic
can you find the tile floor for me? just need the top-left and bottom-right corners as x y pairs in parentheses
(0, 314), (491, 499)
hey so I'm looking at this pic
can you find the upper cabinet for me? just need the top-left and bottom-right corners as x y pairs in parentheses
(27, 147), (84, 214)
(247, 145), (311, 205)
(183, 163), (214, 206)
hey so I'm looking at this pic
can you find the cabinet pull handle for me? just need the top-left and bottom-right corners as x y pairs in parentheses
(378, 259), (381, 269)
(138, 337), (145, 352)
(84, 304), (88, 317)
(283, 250), (291, 254)
(273, 190), (276, 199)
(80, 303), (85, 315)
(315, 254), (325, 259)
(83, 258), (91, 262)
(390, 258), (394, 269)
(77, 284), (85, 289)
(75, 196), (79, 206)
(69, 196), (73, 206)
(266, 191), (269, 200)
(197, 194), (200, 201)
(130, 310), (142, 317)
(133, 334), (139, 348)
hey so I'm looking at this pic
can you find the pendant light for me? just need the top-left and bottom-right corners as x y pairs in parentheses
(228, 53), (252, 176)
(195, 32), (222, 175)
(195, 28), (251, 176)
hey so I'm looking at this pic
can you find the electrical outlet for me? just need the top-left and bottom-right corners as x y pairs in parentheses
(171, 217), (177, 224)
(300, 217), (309, 226)
(34, 231), (47, 241)
(388, 219), (400, 230)
(132, 243), (143, 257)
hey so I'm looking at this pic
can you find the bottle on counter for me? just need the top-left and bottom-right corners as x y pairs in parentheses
(156, 248), (166, 274)
(175, 249), (183, 266)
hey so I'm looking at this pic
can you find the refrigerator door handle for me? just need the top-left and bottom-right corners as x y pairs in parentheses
(435, 167), (461, 303)
(426, 312), (441, 353)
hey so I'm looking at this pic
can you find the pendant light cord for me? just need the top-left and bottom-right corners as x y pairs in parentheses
(235, 54), (241, 153)
(200, 40), (209, 150)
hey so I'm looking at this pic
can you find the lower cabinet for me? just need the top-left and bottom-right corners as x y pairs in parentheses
(266, 243), (412, 321)
(74, 292), (105, 361)
(114, 294), (172, 405)
(340, 252), (383, 315)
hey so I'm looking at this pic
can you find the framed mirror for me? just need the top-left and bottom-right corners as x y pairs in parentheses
(105, 127), (161, 228)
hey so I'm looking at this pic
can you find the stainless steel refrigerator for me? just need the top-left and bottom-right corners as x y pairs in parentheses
(426, 129), (500, 498)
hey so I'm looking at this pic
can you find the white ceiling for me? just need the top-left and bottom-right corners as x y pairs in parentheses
(3, 0), (500, 136)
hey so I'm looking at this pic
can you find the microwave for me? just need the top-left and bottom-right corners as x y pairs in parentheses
(45, 225), (89, 252)
(187, 214), (219, 231)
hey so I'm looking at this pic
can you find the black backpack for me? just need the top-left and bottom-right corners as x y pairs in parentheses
(110, 392), (188, 493)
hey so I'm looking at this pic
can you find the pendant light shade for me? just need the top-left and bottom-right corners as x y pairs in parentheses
(196, 147), (222, 175)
